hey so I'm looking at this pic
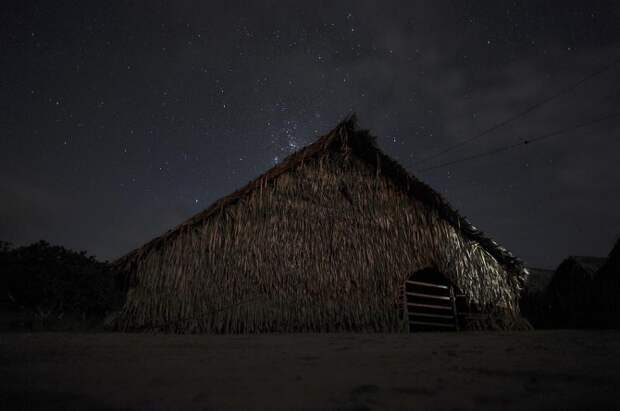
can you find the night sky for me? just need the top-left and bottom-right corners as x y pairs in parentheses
(2, 1), (619, 269)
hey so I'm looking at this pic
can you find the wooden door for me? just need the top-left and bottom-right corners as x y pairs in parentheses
(403, 269), (459, 332)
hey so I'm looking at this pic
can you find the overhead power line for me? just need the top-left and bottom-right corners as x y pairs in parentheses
(415, 55), (620, 167)
(418, 111), (620, 173)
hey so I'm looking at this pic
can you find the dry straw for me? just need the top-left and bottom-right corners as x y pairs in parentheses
(114, 116), (530, 333)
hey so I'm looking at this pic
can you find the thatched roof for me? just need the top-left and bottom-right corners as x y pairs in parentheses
(556, 256), (606, 279)
(546, 255), (605, 299)
(545, 254), (608, 329)
(116, 116), (526, 282)
(526, 240), (620, 330)
(113, 116), (531, 332)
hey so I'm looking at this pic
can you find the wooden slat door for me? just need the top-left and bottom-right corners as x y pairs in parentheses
(404, 276), (459, 332)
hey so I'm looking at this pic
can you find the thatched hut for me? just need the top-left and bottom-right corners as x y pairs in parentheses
(546, 256), (606, 328)
(113, 117), (529, 333)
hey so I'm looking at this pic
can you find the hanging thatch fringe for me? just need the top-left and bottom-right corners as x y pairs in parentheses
(113, 115), (529, 333)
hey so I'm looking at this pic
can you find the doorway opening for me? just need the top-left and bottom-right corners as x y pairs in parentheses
(403, 268), (461, 332)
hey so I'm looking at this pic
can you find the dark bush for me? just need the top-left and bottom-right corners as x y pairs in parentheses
(0, 241), (123, 324)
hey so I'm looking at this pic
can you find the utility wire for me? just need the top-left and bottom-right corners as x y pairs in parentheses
(418, 111), (620, 173)
(415, 55), (620, 167)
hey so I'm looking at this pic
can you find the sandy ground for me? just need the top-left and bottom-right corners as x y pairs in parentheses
(1, 331), (619, 411)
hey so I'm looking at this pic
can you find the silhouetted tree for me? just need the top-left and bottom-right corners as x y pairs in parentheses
(0, 241), (123, 323)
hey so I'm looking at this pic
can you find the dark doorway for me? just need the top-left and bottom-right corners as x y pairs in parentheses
(403, 268), (460, 332)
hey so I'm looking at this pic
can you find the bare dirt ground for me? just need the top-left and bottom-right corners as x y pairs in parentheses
(1, 331), (619, 410)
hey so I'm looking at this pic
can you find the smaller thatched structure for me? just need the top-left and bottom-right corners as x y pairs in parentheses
(546, 256), (606, 328)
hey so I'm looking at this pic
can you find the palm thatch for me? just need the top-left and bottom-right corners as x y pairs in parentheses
(113, 116), (529, 333)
